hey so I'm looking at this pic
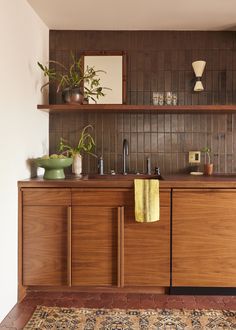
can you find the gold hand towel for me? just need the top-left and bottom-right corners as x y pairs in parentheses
(134, 179), (160, 222)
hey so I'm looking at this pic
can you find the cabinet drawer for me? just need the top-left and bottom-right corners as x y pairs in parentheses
(23, 188), (71, 206)
(72, 188), (170, 207)
(72, 188), (133, 206)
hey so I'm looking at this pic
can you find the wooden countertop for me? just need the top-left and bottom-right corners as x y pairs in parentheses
(18, 174), (236, 189)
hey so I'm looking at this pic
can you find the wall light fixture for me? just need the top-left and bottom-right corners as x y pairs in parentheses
(192, 60), (206, 92)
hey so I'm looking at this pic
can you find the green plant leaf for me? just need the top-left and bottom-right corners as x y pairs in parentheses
(37, 53), (112, 99)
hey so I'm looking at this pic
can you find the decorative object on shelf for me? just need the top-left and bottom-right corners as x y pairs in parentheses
(83, 51), (126, 104)
(62, 87), (84, 104)
(152, 92), (164, 105)
(202, 146), (213, 175)
(165, 92), (173, 105)
(192, 60), (206, 92)
(37, 53), (111, 104)
(152, 92), (158, 105)
(35, 155), (72, 180)
(172, 92), (178, 105)
(59, 125), (96, 177)
(153, 92), (177, 106)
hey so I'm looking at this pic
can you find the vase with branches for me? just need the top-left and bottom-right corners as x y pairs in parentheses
(58, 125), (96, 176)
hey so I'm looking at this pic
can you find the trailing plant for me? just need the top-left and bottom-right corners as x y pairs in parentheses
(38, 53), (110, 102)
(202, 147), (211, 164)
(58, 125), (96, 157)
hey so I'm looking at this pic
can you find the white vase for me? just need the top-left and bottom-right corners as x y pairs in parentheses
(72, 153), (82, 177)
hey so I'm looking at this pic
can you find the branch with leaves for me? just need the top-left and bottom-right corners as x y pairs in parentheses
(58, 125), (97, 158)
(202, 147), (211, 164)
(38, 53), (111, 102)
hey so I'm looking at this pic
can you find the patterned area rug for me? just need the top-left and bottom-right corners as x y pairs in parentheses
(24, 306), (236, 329)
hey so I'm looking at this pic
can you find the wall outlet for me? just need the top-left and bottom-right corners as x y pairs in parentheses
(189, 151), (201, 163)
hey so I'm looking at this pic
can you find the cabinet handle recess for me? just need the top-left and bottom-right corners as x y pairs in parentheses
(118, 206), (124, 288)
(67, 206), (72, 287)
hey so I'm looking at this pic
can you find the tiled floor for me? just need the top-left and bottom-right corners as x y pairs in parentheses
(1, 292), (236, 329)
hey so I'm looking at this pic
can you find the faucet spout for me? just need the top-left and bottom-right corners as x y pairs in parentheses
(123, 139), (129, 175)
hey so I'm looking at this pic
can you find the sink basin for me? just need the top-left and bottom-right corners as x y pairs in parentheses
(85, 173), (164, 180)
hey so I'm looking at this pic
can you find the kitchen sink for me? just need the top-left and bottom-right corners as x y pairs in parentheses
(85, 173), (164, 180)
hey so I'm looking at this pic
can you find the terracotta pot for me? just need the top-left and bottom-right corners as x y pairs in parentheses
(72, 154), (82, 177)
(204, 163), (213, 176)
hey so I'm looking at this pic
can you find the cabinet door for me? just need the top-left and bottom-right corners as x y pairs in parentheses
(22, 188), (71, 286)
(72, 206), (119, 286)
(172, 189), (236, 287)
(124, 191), (170, 286)
(23, 205), (68, 286)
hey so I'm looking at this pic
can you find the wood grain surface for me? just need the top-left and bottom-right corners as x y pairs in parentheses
(23, 205), (68, 286)
(18, 177), (236, 189)
(72, 206), (118, 286)
(38, 104), (236, 113)
(23, 188), (71, 205)
(72, 188), (133, 206)
(172, 189), (236, 287)
(124, 191), (170, 286)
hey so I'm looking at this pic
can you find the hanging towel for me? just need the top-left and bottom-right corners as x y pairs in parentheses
(134, 179), (160, 222)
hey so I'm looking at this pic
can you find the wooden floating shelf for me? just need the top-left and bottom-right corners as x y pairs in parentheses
(37, 104), (236, 113)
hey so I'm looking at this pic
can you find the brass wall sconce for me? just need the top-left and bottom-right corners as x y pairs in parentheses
(192, 60), (206, 92)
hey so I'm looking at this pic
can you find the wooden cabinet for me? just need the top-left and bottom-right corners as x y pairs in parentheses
(20, 186), (170, 290)
(71, 188), (171, 288)
(71, 189), (130, 287)
(22, 188), (71, 286)
(172, 189), (236, 287)
(18, 181), (236, 297)
(71, 206), (119, 286)
(124, 191), (170, 287)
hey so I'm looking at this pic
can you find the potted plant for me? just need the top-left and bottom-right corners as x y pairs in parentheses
(202, 147), (213, 175)
(38, 53), (110, 104)
(59, 124), (96, 176)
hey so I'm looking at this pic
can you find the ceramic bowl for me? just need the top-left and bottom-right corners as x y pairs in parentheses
(36, 158), (73, 179)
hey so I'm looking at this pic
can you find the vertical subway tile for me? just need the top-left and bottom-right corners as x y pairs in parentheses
(130, 133), (138, 153)
(49, 31), (235, 175)
(157, 114), (165, 132)
(144, 133), (151, 152)
(137, 133), (144, 152)
(151, 133), (158, 152)
(137, 114), (144, 132)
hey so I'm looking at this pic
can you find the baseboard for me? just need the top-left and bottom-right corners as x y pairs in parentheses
(170, 287), (236, 295)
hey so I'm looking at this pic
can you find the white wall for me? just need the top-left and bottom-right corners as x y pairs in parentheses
(0, 0), (49, 321)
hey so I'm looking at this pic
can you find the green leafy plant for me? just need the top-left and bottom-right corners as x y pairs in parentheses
(38, 53), (111, 102)
(58, 125), (96, 157)
(202, 147), (211, 164)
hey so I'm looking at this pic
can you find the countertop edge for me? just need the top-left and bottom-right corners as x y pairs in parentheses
(18, 175), (236, 189)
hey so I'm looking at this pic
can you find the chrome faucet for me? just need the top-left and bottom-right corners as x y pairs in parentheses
(123, 139), (129, 175)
